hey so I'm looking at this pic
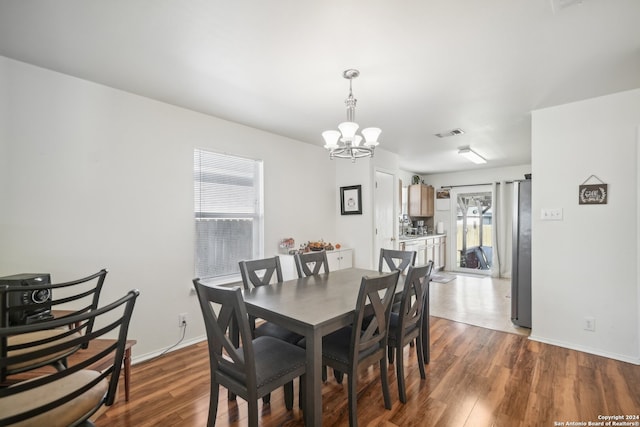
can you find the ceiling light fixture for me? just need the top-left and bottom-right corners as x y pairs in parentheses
(458, 147), (487, 164)
(322, 69), (381, 162)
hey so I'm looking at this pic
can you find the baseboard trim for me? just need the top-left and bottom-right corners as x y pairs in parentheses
(131, 335), (207, 365)
(529, 334), (640, 365)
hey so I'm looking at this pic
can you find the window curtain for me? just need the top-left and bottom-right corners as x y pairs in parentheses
(491, 181), (513, 278)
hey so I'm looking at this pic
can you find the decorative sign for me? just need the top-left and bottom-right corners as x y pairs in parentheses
(579, 175), (608, 205)
(436, 189), (450, 199)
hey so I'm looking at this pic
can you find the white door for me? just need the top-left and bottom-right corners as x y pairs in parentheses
(374, 170), (395, 265)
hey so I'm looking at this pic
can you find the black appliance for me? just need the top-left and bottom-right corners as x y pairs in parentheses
(0, 273), (53, 326)
(511, 179), (532, 328)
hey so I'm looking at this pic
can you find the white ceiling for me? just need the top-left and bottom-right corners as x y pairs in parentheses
(1, 0), (639, 173)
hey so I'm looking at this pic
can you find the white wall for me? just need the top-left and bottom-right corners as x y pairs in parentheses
(333, 148), (401, 269)
(335, 157), (374, 269)
(0, 56), (338, 360)
(531, 88), (640, 364)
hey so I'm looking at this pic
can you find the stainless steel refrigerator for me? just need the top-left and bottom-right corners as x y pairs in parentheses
(511, 179), (532, 328)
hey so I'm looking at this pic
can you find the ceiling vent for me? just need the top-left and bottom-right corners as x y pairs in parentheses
(550, 0), (584, 13)
(435, 128), (465, 138)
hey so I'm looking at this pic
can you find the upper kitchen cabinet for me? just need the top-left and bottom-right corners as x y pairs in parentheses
(408, 184), (434, 217)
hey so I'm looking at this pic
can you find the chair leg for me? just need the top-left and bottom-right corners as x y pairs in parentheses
(284, 381), (294, 410)
(333, 369), (344, 384)
(347, 373), (358, 427)
(380, 357), (392, 410)
(387, 345), (394, 364)
(322, 365), (327, 382)
(416, 338), (426, 379)
(208, 383), (220, 427)
(423, 315), (431, 364)
(262, 393), (271, 405)
(248, 398), (259, 427)
(396, 345), (407, 404)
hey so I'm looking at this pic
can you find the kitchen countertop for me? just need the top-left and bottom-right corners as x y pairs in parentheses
(399, 233), (446, 241)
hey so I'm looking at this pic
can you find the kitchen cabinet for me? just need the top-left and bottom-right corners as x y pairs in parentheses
(425, 235), (446, 271)
(280, 248), (353, 280)
(400, 239), (428, 266)
(400, 235), (446, 270)
(327, 248), (353, 271)
(408, 184), (434, 217)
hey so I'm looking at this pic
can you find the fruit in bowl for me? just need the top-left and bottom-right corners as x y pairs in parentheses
(307, 241), (334, 251)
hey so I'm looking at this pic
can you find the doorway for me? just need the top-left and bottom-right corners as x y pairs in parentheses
(450, 186), (494, 275)
(374, 170), (395, 264)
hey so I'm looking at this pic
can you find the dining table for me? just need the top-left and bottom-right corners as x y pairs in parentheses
(241, 267), (430, 426)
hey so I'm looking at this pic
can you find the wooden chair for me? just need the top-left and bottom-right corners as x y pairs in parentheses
(193, 280), (306, 427)
(0, 289), (139, 427)
(238, 257), (302, 344)
(387, 261), (433, 403)
(320, 271), (400, 427)
(294, 250), (329, 278)
(378, 248), (416, 273)
(0, 269), (108, 383)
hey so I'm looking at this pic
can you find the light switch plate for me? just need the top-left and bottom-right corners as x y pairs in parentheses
(541, 208), (563, 220)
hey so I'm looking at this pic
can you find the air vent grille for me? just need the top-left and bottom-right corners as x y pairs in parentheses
(435, 128), (465, 138)
(550, 0), (584, 13)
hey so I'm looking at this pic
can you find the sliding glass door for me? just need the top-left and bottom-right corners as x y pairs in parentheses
(450, 186), (494, 275)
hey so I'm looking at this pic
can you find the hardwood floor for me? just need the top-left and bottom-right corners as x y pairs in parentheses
(94, 316), (640, 426)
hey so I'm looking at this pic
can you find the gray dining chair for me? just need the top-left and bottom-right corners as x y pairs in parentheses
(378, 248), (416, 273)
(193, 280), (306, 427)
(294, 250), (330, 278)
(320, 270), (400, 427)
(387, 261), (433, 403)
(238, 257), (303, 345)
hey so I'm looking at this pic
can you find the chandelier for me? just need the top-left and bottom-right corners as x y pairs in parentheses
(322, 69), (381, 162)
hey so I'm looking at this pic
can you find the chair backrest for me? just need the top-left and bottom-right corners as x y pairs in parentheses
(396, 261), (433, 338)
(378, 249), (416, 273)
(239, 257), (283, 289)
(350, 271), (400, 364)
(0, 289), (139, 426)
(192, 279), (257, 392)
(0, 268), (108, 332)
(294, 250), (329, 278)
(0, 269), (109, 382)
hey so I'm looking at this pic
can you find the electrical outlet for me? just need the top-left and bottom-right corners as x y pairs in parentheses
(584, 316), (595, 331)
(178, 313), (188, 327)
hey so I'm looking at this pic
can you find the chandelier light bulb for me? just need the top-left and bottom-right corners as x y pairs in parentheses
(338, 122), (359, 142)
(361, 127), (381, 147)
(322, 130), (340, 149)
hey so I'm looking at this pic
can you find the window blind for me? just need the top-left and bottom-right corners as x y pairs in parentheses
(194, 149), (263, 280)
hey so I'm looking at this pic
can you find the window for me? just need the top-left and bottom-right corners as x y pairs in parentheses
(194, 149), (263, 281)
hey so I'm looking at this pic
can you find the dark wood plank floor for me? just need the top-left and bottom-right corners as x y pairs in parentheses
(95, 317), (640, 426)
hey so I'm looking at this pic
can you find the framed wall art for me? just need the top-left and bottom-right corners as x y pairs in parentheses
(340, 185), (362, 215)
